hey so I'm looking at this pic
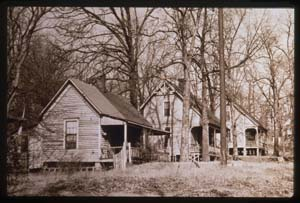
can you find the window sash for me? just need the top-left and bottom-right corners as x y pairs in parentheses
(65, 120), (78, 149)
(66, 121), (77, 134)
(164, 101), (170, 116)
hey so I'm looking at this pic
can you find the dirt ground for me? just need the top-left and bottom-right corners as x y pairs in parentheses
(7, 160), (294, 197)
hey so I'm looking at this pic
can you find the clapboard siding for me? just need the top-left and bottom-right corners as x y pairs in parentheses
(34, 84), (100, 163)
(143, 88), (202, 156)
(215, 103), (260, 149)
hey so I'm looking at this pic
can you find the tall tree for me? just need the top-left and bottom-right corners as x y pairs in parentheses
(219, 8), (227, 165)
(163, 8), (202, 161)
(7, 7), (52, 114)
(224, 9), (265, 160)
(192, 8), (210, 161)
(251, 17), (294, 157)
(54, 7), (161, 108)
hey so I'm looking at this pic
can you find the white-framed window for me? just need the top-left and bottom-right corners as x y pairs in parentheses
(163, 100), (170, 117)
(64, 119), (78, 150)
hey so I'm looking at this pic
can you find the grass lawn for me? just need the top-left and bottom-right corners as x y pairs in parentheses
(7, 160), (294, 197)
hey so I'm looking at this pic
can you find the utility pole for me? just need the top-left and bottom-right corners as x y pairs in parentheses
(219, 8), (227, 165)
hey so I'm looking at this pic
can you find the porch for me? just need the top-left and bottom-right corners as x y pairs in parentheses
(228, 126), (267, 156)
(99, 119), (169, 169)
(189, 125), (221, 162)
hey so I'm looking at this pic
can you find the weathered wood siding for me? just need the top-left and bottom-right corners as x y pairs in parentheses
(143, 87), (201, 157)
(31, 84), (100, 166)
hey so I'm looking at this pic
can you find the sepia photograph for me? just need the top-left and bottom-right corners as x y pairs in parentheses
(5, 6), (294, 198)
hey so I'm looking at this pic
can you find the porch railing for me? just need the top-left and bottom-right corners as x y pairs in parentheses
(131, 147), (140, 159)
(100, 143), (143, 169)
(189, 151), (201, 162)
(189, 145), (220, 162)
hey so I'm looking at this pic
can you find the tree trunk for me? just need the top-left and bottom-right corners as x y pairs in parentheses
(208, 79), (216, 114)
(273, 86), (280, 156)
(129, 69), (139, 108)
(219, 8), (227, 165)
(201, 76), (210, 161)
(180, 72), (191, 161)
(180, 8), (201, 162)
(199, 8), (209, 162)
(7, 49), (28, 114)
(232, 124), (238, 160)
(230, 102), (238, 160)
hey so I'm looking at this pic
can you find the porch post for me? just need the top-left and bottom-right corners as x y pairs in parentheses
(124, 122), (128, 146)
(243, 130), (247, 156)
(256, 127), (259, 156)
(143, 128), (147, 149)
(213, 128), (216, 147)
(146, 129), (149, 148)
(124, 122), (128, 167)
(188, 127), (191, 159)
(98, 116), (102, 158)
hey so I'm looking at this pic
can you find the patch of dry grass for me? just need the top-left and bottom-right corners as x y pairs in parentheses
(7, 160), (294, 197)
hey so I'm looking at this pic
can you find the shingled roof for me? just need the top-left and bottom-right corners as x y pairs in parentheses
(40, 78), (153, 128)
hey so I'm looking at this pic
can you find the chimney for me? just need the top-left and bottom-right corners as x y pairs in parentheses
(96, 74), (107, 93)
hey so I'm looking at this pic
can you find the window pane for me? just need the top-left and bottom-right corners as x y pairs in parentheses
(66, 141), (76, 149)
(65, 120), (78, 149)
(66, 121), (76, 128)
(164, 101), (170, 116)
(66, 134), (76, 141)
(66, 135), (76, 149)
(66, 121), (77, 134)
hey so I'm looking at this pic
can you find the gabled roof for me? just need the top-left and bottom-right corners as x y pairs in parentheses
(227, 96), (267, 131)
(40, 78), (152, 128)
(140, 80), (221, 128)
(102, 92), (152, 128)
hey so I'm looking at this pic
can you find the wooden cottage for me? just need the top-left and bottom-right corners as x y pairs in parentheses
(140, 80), (222, 162)
(28, 78), (167, 171)
(215, 98), (268, 156)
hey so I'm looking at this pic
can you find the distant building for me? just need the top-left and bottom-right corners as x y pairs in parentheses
(215, 97), (268, 156)
(140, 80), (222, 161)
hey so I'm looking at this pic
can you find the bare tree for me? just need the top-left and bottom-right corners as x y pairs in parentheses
(219, 8), (227, 165)
(163, 8), (202, 161)
(251, 14), (294, 157)
(54, 7), (162, 108)
(192, 8), (210, 161)
(7, 7), (52, 114)
(224, 9), (265, 160)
